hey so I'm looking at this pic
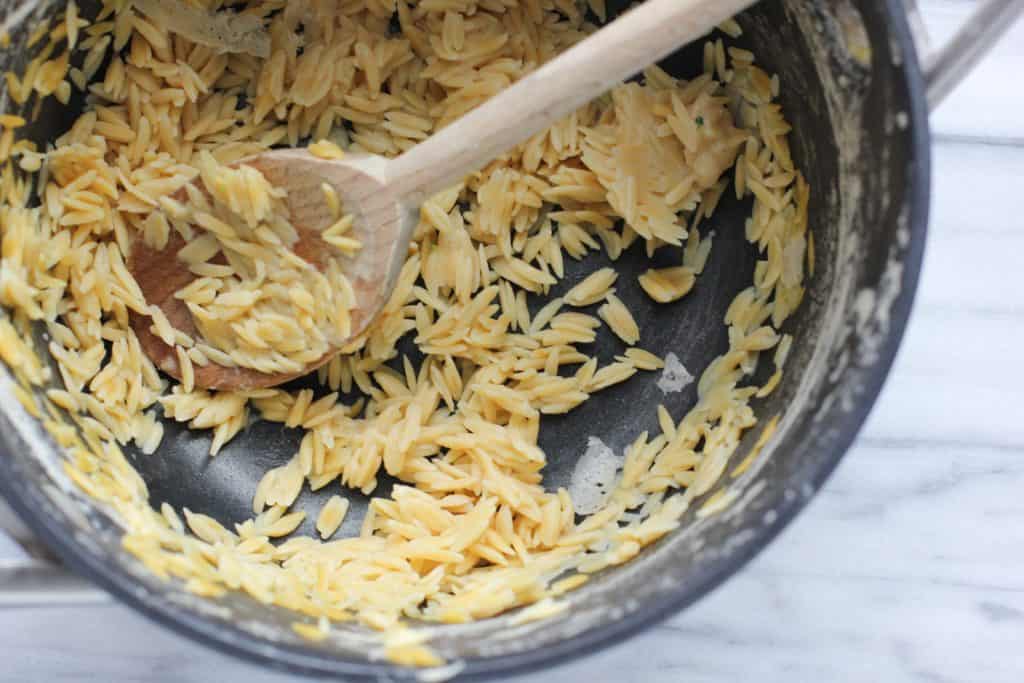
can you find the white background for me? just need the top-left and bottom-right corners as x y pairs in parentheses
(3, 1), (1022, 680)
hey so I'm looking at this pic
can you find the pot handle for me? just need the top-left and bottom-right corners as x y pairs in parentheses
(0, 499), (107, 604)
(904, 0), (1024, 109)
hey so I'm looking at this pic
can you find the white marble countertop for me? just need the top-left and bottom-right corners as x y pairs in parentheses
(3, 2), (1023, 681)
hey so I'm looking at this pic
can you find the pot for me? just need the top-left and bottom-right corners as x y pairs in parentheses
(0, 0), (1018, 679)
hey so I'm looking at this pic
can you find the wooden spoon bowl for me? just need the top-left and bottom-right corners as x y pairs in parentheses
(129, 153), (414, 391)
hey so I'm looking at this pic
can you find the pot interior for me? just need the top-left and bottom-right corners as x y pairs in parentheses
(0, 0), (927, 677)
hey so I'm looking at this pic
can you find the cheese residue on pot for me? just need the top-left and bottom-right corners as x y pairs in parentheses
(568, 436), (621, 515)
(657, 352), (695, 393)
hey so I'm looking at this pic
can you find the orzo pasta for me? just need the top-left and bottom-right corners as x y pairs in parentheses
(0, 0), (808, 667)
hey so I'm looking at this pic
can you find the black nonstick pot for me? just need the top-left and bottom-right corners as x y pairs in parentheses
(0, 0), (1019, 679)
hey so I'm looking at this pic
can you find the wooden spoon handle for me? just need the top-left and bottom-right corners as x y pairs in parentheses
(385, 0), (756, 205)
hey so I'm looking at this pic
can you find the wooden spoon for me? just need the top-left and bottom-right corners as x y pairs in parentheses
(131, 0), (756, 391)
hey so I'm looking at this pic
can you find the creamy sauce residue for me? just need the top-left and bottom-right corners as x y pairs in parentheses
(568, 437), (619, 515)
(656, 352), (695, 394)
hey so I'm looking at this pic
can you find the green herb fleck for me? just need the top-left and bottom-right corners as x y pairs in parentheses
(695, 116), (705, 127)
